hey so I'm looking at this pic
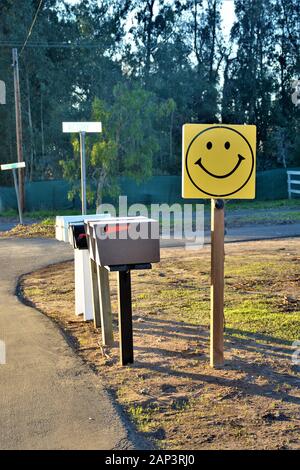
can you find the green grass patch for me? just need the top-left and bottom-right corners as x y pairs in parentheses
(225, 305), (300, 343)
(157, 255), (300, 344)
(225, 199), (300, 211)
(128, 405), (157, 433)
(231, 211), (300, 225)
(1, 198), (299, 220)
(0, 208), (96, 219)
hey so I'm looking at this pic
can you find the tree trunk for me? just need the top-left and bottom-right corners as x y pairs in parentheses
(145, 0), (155, 87)
(40, 87), (45, 164)
(209, 0), (217, 82)
(169, 108), (174, 165)
(193, 0), (201, 71)
(25, 69), (36, 181)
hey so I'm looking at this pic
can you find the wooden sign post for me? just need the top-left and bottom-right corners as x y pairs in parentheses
(210, 199), (225, 368)
(182, 123), (256, 368)
(12, 49), (25, 212)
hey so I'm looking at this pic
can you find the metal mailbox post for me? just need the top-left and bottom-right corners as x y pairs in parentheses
(55, 214), (111, 321)
(62, 122), (102, 215)
(86, 216), (160, 365)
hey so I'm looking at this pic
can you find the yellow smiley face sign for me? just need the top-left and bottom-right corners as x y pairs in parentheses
(182, 124), (256, 199)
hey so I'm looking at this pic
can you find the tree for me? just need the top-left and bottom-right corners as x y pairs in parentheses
(61, 84), (175, 207)
(1, 0), (299, 189)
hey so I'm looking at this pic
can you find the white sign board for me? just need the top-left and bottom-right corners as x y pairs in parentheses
(1, 162), (26, 171)
(62, 122), (102, 133)
(0, 80), (5, 105)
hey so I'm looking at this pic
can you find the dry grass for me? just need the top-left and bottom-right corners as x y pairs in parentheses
(20, 238), (300, 449)
(0, 221), (54, 238)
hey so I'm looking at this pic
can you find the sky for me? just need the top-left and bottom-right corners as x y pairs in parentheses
(220, 0), (236, 40)
(64, 0), (237, 40)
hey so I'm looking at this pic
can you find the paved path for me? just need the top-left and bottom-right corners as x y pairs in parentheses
(0, 238), (147, 450)
(161, 222), (300, 248)
(0, 217), (37, 232)
(223, 222), (300, 243)
(0, 222), (15, 231)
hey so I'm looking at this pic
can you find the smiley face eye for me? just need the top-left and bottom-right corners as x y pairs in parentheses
(225, 141), (230, 150)
(206, 141), (213, 150)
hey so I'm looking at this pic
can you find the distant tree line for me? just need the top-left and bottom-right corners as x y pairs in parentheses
(0, 0), (299, 202)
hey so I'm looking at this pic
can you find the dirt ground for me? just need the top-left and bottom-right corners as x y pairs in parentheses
(20, 238), (300, 450)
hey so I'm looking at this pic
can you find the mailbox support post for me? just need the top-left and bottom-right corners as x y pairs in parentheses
(74, 249), (84, 316)
(210, 199), (224, 368)
(117, 270), (134, 365)
(89, 258), (101, 328)
(97, 266), (113, 346)
(12, 168), (23, 225)
(74, 250), (94, 320)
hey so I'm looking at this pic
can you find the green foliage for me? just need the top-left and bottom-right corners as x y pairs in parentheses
(0, 0), (299, 189)
(112, 84), (157, 180)
(60, 85), (175, 206)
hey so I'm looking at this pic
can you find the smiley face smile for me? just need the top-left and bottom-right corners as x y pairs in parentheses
(194, 153), (245, 179)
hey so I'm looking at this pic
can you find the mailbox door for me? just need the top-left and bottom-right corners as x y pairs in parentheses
(72, 224), (88, 250)
(84, 222), (96, 261)
(95, 221), (160, 266)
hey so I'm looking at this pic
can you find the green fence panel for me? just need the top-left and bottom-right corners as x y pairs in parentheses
(256, 169), (287, 200)
(0, 180), (80, 212)
(0, 186), (17, 212)
(256, 167), (300, 200)
(25, 180), (76, 211)
(118, 176), (182, 205)
(0, 168), (299, 212)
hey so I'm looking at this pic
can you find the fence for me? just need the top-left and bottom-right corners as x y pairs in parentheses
(0, 168), (299, 212)
(287, 170), (300, 199)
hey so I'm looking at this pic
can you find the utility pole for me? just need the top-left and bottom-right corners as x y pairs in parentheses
(12, 48), (25, 212)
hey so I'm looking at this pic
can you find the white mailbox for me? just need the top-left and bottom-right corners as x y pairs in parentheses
(55, 214), (110, 244)
(55, 213), (111, 321)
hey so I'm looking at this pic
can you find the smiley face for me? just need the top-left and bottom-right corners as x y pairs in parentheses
(185, 126), (255, 198)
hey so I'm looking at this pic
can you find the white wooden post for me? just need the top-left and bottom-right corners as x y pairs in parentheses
(74, 249), (94, 321)
(287, 171), (300, 199)
(74, 249), (84, 316)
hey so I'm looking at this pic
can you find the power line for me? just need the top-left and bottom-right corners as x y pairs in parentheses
(20, 0), (44, 56)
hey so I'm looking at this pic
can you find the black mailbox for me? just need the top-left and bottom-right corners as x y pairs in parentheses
(69, 223), (88, 250)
